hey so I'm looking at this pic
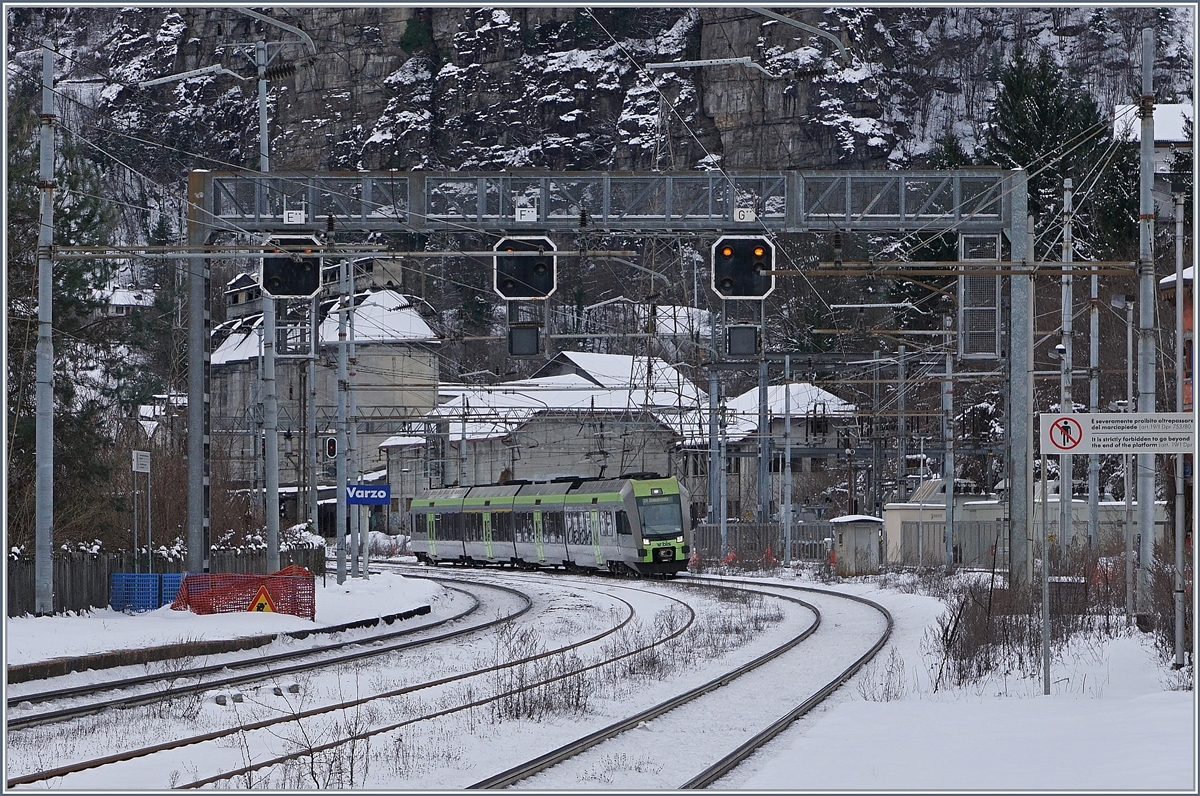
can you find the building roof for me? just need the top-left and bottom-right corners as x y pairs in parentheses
(425, 361), (705, 444)
(532, 351), (704, 405)
(211, 289), (437, 366)
(723, 382), (856, 442)
(1159, 265), (1194, 287)
(829, 514), (884, 524)
(94, 285), (155, 307)
(317, 290), (438, 345)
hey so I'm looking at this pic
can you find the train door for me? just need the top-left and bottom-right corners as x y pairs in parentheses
(483, 512), (494, 559)
(426, 512), (438, 559)
(589, 509), (605, 566)
(533, 511), (547, 563)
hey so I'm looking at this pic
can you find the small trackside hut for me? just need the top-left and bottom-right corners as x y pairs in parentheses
(410, 474), (692, 576)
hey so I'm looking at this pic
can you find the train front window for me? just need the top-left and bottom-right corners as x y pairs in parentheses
(636, 496), (683, 540)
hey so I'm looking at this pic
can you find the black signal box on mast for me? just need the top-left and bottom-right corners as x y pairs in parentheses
(711, 236), (775, 299)
(262, 235), (322, 298)
(494, 236), (557, 299)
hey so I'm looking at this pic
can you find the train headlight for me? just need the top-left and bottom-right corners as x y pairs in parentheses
(676, 535), (684, 543)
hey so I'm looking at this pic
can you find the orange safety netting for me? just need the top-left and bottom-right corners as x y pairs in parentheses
(171, 565), (315, 620)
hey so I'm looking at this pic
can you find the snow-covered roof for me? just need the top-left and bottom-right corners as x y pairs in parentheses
(379, 435), (426, 449)
(532, 351), (704, 406)
(317, 290), (438, 345)
(427, 367), (704, 443)
(829, 514), (884, 524)
(1159, 265), (1194, 287)
(723, 382), (856, 442)
(95, 286), (155, 307)
(210, 315), (264, 366)
(1113, 103), (1194, 143)
(212, 289), (437, 366)
(225, 272), (258, 292)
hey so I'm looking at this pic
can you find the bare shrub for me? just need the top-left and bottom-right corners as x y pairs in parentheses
(856, 647), (908, 702)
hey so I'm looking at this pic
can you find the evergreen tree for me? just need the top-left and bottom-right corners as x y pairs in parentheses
(983, 48), (1134, 259)
(6, 90), (126, 550)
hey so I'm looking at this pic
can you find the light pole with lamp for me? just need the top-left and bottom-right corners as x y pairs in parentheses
(146, 10), (316, 575)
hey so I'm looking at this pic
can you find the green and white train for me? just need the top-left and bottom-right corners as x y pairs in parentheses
(410, 474), (692, 576)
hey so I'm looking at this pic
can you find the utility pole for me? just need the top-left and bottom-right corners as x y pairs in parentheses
(897, 345), (907, 502)
(708, 369), (719, 525)
(1172, 190), (1186, 668)
(1136, 28), (1156, 621)
(1008, 172), (1033, 594)
(719, 404), (728, 557)
(35, 41), (56, 614)
(783, 355), (793, 566)
(1088, 197), (1100, 550)
(335, 258), (349, 584)
(348, 278), (360, 578)
(258, 38), (280, 574)
(872, 350), (881, 514)
(757, 302), (770, 523)
(1059, 178), (1074, 551)
(307, 301), (319, 531)
(943, 313), (955, 572)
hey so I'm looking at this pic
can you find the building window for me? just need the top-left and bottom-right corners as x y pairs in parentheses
(810, 457), (826, 473)
(726, 500), (740, 519)
(726, 455), (741, 474)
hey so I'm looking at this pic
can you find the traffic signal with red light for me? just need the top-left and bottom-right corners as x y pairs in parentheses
(262, 235), (322, 297)
(325, 436), (337, 460)
(493, 236), (557, 299)
(711, 236), (775, 299)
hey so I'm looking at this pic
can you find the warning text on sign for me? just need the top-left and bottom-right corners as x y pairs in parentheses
(1040, 413), (1195, 454)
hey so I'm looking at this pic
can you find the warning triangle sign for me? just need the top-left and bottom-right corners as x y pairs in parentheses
(247, 585), (276, 613)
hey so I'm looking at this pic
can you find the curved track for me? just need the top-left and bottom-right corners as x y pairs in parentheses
(6, 577), (518, 732)
(6, 576), (680, 790)
(467, 574), (891, 790)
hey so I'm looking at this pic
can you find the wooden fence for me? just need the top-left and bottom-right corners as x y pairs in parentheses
(7, 547), (326, 617)
(694, 522), (835, 566)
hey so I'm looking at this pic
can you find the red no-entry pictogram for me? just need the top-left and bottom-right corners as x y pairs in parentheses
(1048, 417), (1083, 451)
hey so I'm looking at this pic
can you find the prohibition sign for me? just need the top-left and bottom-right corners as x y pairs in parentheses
(1048, 417), (1083, 451)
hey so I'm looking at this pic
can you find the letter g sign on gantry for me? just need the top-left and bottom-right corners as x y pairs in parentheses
(711, 236), (775, 299)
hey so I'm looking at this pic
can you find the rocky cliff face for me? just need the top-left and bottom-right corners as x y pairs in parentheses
(9, 6), (1192, 180)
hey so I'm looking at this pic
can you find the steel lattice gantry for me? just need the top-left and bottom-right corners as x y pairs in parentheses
(186, 168), (1032, 587)
(194, 168), (1014, 234)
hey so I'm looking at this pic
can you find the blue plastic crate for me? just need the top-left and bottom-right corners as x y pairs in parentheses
(161, 573), (185, 606)
(110, 573), (162, 612)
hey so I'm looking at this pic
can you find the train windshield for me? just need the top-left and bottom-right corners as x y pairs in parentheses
(635, 495), (684, 540)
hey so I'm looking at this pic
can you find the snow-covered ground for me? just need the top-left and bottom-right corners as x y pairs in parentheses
(3, 567), (1194, 790)
(723, 579), (1196, 791)
(4, 570), (443, 666)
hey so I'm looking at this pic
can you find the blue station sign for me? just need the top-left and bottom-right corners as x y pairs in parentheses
(347, 484), (391, 505)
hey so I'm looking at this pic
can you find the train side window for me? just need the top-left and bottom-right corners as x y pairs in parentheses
(566, 512), (589, 545)
(544, 511), (565, 544)
(616, 511), (632, 535)
(599, 511), (614, 537)
(515, 512), (534, 543)
(465, 513), (482, 542)
(493, 512), (512, 542)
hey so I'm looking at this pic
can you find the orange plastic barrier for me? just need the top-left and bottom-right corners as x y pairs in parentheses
(171, 564), (315, 620)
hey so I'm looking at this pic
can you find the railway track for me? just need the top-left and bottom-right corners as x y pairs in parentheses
(5, 576), (520, 731)
(458, 573), (892, 792)
(4, 575), (671, 789)
(7, 570), (889, 790)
